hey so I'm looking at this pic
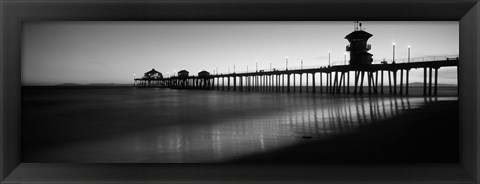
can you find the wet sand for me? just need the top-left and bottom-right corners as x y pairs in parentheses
(229, 100), (458, 163)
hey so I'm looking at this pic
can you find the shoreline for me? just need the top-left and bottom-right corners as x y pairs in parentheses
(228, 100), (459, 163)
(22, 85), (458, 98)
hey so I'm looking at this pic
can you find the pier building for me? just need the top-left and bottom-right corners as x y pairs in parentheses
(345, 21), (373, 66)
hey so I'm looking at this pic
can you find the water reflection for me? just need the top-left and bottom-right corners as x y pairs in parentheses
(25, 87), (455, 163)
(123, 95), (451, 163)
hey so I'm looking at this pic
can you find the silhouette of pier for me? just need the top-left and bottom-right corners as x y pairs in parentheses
(134, 58), (458, 97)
(134, 21), (458, 97)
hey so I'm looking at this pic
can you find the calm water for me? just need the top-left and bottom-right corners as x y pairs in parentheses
(22, 87), (457, 163)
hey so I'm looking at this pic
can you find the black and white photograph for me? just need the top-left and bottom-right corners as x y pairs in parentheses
(21, 21), (459, 163)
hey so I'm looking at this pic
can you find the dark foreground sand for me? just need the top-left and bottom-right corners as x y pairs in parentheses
(229, 100), (459, 163)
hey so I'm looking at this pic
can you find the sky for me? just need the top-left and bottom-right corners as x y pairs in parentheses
(22, 21), (458, 85)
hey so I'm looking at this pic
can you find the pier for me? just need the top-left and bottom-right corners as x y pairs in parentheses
(134, 21), (458, 97)
(134, 57), (458, 97)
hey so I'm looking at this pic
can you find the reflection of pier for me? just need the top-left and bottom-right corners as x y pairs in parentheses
(129, 95), (421, 162)
(134, 59), (458, 97)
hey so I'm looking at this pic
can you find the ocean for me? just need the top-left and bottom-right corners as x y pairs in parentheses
(21, 86), (458, 163)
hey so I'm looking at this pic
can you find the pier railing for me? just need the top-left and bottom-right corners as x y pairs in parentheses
(372, 55), (459, 65)
(228, 55), (458, 75)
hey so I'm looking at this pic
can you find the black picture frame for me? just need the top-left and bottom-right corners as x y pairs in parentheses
(1, 0), (479, 183)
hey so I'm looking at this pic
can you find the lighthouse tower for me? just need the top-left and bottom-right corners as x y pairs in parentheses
(345, 21), (373, 66)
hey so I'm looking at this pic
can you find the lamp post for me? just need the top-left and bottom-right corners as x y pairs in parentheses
(344, 52), (347, 65)
(256, 60), (258, 72)
(270, 62), (272, 71)
(285, 57), (288, 70)
(328, 51), (331, 66)
(301, 58), (303, 69)
(408, 45), (411, 63)
(393, 42), (396, 63)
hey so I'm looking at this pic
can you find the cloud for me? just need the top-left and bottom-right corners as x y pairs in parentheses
(90, 61), (110, 69)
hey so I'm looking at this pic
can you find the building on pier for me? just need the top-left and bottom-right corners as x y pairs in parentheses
(345, 21), (373, 66)
(143, 68), (163, 79)
(178, 70), (189, 78)
(198, 71), (210, 77)
(134, 68), (163, 88)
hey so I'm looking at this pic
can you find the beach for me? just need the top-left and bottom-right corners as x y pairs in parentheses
(229, 100), (458, 163)
(22, 86), (458, 163)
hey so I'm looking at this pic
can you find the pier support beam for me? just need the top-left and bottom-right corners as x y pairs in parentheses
(434, 68), (438, 96)
(320, 73), (323, 93)
(353, 71), (359, 94)
(293, 74), (296, 93)
(347, 71), (350, 94)
(228, 77), (231, 91)
(406, 70), (410, 95)
(312, 73), (316, 93)
(287, 74), (291, 92)
(429, 67), (433, 96)
(367, 71), (373, 95)
(270, 75), (273, 92)
(333, 72), (338, 94)
(339, 72), (344, 93)
(329, 72), (333, 93)
(306, 73), (309, 93)
(300, 73), (303, 93)
(393, 70), (397, 95)
(400, 69), (404, 95)
(380, 70), (384, 94)
(359, 71), (365, 94)
(423, 67), (427, 96)
(374, 71), (378, 94)
(388, 71), (392, 94)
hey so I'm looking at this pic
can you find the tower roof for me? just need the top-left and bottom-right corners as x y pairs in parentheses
(144, 68), (161, 75)
(345, 30), (373, 40)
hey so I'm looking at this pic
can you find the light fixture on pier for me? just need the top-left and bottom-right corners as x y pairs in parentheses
(408, 45), (411, 63)
(344, 52), (347, 65)
(392, 42), (396, 63)
(301, 58), (303, 69)
(285, 57), (288, 70)
(328, 51), (331, 66)
(256, 60), (258, 72)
